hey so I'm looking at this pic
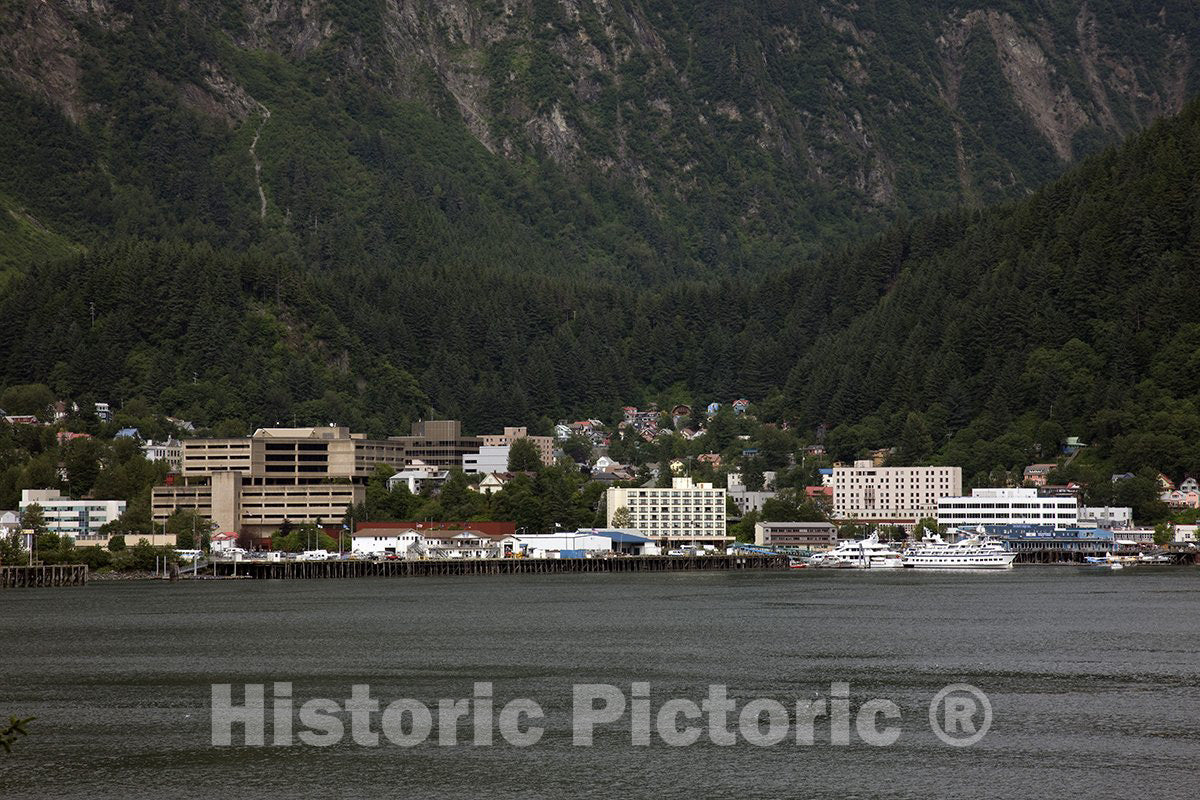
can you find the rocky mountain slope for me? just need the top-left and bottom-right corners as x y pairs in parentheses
(1, 1), (1197, 278)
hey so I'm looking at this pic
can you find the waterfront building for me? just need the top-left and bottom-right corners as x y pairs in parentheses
(605, 477), (730, 548)
(508, 531), (658, 558)
(19, 489), (125, 545)
(480, 427), (554, 466)
(937, 488), (1078, 530)
(988, 525), (1115, 557)
(1078, 505), (1134, 529)
(754, 521), (837, 550)
(151, 426), (407, 536)
(833, 461), (962, 530)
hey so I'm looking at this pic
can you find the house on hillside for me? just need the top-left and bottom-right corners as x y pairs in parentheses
(1024, 463), (1057, 487)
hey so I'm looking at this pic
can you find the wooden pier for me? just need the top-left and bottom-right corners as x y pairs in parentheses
(211, 554), (790, 580)
(0, 564), (89, 588)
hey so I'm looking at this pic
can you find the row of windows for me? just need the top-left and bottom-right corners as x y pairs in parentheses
(939, 502), (1075, 509)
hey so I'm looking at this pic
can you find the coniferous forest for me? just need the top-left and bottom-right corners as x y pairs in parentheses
(1, 1), (1199, 484)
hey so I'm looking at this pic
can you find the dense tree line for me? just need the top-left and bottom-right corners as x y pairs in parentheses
(3, 98), (1200, 490)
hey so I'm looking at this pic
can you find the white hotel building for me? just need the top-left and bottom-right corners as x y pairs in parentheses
(937, 488), (1079, 529)
(833, 461), (962, 529)
(606, 477), (730, 548)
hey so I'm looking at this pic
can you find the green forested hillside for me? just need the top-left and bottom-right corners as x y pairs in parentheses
(1, 2), (1199, 485)
(1, 1), (1197, 280)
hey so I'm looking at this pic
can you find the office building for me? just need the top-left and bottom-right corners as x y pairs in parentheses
(151, 426), (407, 536)
(20, 489), (125, 545)
(936, 488), (1078, 529)
(388, 420), (482, 469)
(463, 445), (511, 475)
(480, 427), (554, 466)
(754, 521), (837, 550)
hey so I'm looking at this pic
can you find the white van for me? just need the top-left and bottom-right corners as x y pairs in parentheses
(300, 549), (333, 561)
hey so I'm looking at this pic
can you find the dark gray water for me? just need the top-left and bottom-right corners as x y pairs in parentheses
(2, 567), (1198, 799)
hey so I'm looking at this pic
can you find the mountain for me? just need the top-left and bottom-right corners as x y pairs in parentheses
(1, 1), (1197, 280)
(1, 2), (1199, 484)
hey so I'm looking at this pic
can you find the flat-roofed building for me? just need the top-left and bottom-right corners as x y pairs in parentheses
(389, 420), (482, 469)
(20, 489), (125, 545)
(463, 445), (510, 474)
(480, 427), (554, 466)
(834, 461), (962, 531)
(754, 521), (837, 550)
(937, 487), (1078, 530)
(152, 426), (407, 536)
(606, 477), (730, 549)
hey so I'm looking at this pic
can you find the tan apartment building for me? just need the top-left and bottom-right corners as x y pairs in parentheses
(388, 420), (482, 469)
(480, 426), (555, 466)
(152, 426), (407, 536)
(833, 461), (962, 530)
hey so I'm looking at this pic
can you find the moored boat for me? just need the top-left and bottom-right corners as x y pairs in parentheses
(901, 533), (1016, 569)
(810, 533), (902, 569)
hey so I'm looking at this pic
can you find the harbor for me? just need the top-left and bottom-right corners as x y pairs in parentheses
(209, 553), (789, 580)
(0, 564), (88, 588)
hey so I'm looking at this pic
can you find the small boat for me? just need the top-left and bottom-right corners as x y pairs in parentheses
(1137, 552), (1173, 564)
(1084, 553), (1138, 567)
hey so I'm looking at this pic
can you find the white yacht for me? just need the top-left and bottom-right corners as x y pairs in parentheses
(901, 533), (1016, 569)
(810, 533), (902, 569)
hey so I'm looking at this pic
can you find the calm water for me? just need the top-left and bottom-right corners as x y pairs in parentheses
(2, 567), (1198, 799)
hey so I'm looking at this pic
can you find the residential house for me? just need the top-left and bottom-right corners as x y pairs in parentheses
(386, 460), (450, 494)
(1062, 436), (1088, 455)
(142, 438), (183, 471)
(1024, 464), (1058, 487)
(473, 472), (512, 495)
(805, 485), (833, 504)
(732, 399), (750, 415)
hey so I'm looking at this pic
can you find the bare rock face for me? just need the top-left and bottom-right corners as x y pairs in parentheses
(0, 2), (86, 122)
(1, 1), (1195, 225)
(239, 0), (330, 57)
